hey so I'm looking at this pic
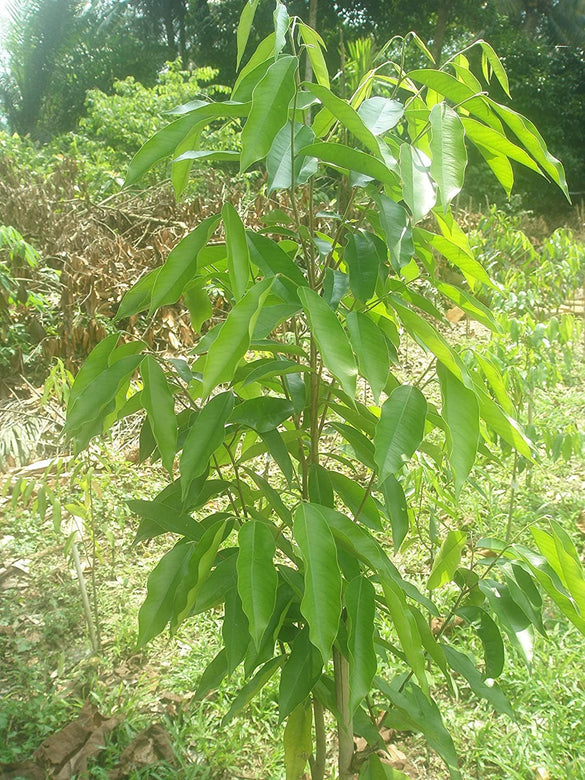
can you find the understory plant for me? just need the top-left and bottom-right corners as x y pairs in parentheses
(65, 4), (585, 778)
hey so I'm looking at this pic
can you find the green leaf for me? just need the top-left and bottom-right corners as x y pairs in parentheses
(222, 656), (285, 726)
(400, 145), (436, 223)
(67, 333), (119, 409)
(298, 286), (357, 398)
(303, 82), (379, 154)
(183, 278), (213, 333)
(297, 142), (399, 188)
(346, 311), (390, 403)
(378, 679), (461, 779)
(223, 587), (251, 673)
(232, 34), (276, 99)
(344, 230), (379, 302)
(236, 0), (260, 69)
(346, 576), (377, 713)
(230, 396), (294, 432)
(284, 701), (313, 780)
(360, 753), (410, 779)
(478, 40), (510, 97)
(194, 649), (229, 701)
(149, 215), (221, 314)
(428, 531), (467, 589)
(374, 385), (427, 482)
(260, 428), (294, 485)
(375, 194), (414, 272)
(137, 541), (194, 646)
(115, 269), (158, 320)
(180, 392), (234, 499)
(237, 520), (278, 649)
(532, 522), (585, 617)
(479, 580), (534, 664)
(457, 606), (505, 679)
(358, 97), (404, 136)
(380, 475), (409, 551)
(267, 121), (318, 192)
(461, 118), (540, 173)
(437, 362), (479, 496)
(406, 68), (495, 128)
(380, 578), (428, 694)
(308, 464), (334, 507)
(140, 356), (177, 475)
(126, 103), (250, 186)
(222, 201), (251, 302)
(328, 470), (381, 531)
(241, 55), (299, 172)
(443, 645), (513, 717)
(202, 278), (274, 397)
(173, 519), (229, 626)
(273, 1), (290, 56)
(294, 503), (343, 663)
(279, 627), (323, 719)
(246, 231), (306, 287)
(298, 23), (329, 87)
(429, 103), (467, 210)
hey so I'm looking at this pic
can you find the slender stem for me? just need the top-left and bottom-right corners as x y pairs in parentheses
(223, 443), (248, 518)
(354, 472), (377, 523)
(334, 647), (354, 780)
(71, 540), (99, 653)
(212, 454), (241, 520)
(505, 450), (519, 542)
(310, 697), (327, 780)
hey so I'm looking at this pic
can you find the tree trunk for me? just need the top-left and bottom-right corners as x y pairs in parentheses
(304, 0), (319, 82)
(432, 0), (449, 64)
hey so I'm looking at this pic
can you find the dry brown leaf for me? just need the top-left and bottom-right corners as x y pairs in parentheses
(446, 306), (465, 323)
(108, 724), (175, 779)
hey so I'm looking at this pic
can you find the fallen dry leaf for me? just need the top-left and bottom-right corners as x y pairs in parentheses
(109, 723), (175, 779)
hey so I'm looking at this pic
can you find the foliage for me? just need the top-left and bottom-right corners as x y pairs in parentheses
(0, 225), (58, 377)
(66, 5), (585, 779)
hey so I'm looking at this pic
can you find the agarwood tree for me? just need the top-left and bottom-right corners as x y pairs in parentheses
(66, 3), (585, 778)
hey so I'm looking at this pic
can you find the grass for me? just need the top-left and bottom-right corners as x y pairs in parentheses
(1, 345), (585, 779)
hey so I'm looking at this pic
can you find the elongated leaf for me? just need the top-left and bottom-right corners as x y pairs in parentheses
(461, 118), (540, 173)
(374, 385), (427, 482)
(279, 627), (323, 719)
(406, 69), (495, 128)
(443, 645), (513, 716)
(202, 278), (274, 397)
(429, 103), (466, 209)
(297, 142), (399, 188)
(141, 356), (177, 474)
(346, 576), (377, 713)
(298, 286), (357, 397)
(375, 194), (414, 272)
(400, 145), (436, 223)
(380, 475), (409, 551)
(298, 23), (329, 87)
(246, 231), (306, 287)
(236, 0), (260, 69)
(230, 396), (294, 432)
(360, 753), (410, 779)
(308, 464), (334, 507)
(438, 362), (479, 496)
(267, 121), (318, 192)
(149, 215), (220, 314)
(115, 269), (158, 321)
(457, 606), (505, 679)
(344, 230), (379, 302)
(479, 580), (534, 664)
(221, 203), (250, 301)
(532, 522), (585, 616)
(428, 531), (467, 589)
(232, 34), (276, 100)
(137, 541), (194, 646)
(303, 82), (379, 154)
(328, 470), (381, 531)
(241, 56), (299, 172)
(346, 311), (390, 403)
(180, 392), (234, 499)
(479, 40), (510, 96)
(222, 656), (285, 726)
(194, 649), (229, 701)
(260, 428), (294, 485)
(183, 278), (213, 333)
(223, 587), (250, 673)
(377, 679), (460, 779)
(294, 503), (343, 663)
(237, 520), (278, 649)
(273, 1), (289, 56)
(126, 103), (249, 185)
(284, 702), (313, 780)
(358, 96), (404, 136)
(380, 578), (428, 694)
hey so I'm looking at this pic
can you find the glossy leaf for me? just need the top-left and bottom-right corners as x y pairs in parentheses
(344, 230), (379, 302)
(346, 311), (390, 403)
(279, 627), (323, 719)
(294, 503), (343, 663)
(149, 215), (221, 314)
(429, 103), (467, 209)
(236, 0), (261, 69)
(183, 278), (213, 333)
(303, 82), (379, 154)
(308, 464), (334, 507)
(374, 385), (427, 482)
(222, 202), (250, 301)
(297, 142), (399, 188)
(380, 475), (409, 551)
(346, 576), (377, 712)
(202, 278), (274, 398)
(438, 362), (479, 496)
(358, 96), (404, 136)
(298, 286), (357, 398)
(267, 122), (318, 192)
(329, 470), (381, 531)
(298, 23), (329, 87)
(241, 55), (299, 172)
(457, 606), (505, 679)
(231, 396), (294, 433)
(222, 656), (285, 726)
(360, 753), (410, 779)
(141, 356), (177, 475)
(246, 231), (306, 287)
(284, 702), (313, 780)
(375, 194), (414, 272)
(223, 587), (251, 673)
(400, 144), (436, 223)
(137, 541), (194, 646)
(443, 645), (513, 717)
(237, 520), (278, 649)
(428, 531), (467, 590)
(180, 392), (234, 499)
